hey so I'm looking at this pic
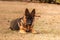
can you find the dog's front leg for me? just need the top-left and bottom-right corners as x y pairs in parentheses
(31, 27), (37, 34)
(19, 26), (26, 33)
(19, 26), (27, 33)
(18, 22), (26, 33)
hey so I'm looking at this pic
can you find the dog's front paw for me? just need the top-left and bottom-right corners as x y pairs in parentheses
(31, 30), (38, 34)
(19, 30), (26, 34)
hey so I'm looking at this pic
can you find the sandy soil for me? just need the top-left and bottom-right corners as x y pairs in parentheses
(0, 1), (60, 40)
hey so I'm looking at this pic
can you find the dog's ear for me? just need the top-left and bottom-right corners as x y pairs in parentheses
(25, 8), (30, 16)
(31, 9), (35, 17)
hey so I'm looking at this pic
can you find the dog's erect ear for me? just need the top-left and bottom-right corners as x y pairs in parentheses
(25, 8), (30, 16)
(31, 9), (35, 17)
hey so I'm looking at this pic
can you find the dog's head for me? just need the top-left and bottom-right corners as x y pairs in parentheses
(23, 8), (35, 32)
(24, 8), (35, 26)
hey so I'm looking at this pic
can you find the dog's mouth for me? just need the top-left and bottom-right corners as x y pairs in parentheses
(23, 24), (32, 32)
(26, 26), (31, 32)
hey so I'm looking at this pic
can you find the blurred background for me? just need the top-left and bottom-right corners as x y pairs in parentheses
(0, 0), (60, 4)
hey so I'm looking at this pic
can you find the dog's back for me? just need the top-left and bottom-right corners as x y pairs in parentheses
(10, 17), (23, 31)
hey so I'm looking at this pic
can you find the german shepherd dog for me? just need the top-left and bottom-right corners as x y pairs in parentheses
(10, 8), (37, 33)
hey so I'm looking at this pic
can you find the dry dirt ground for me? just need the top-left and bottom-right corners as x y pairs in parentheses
(0, 1), (60, 40)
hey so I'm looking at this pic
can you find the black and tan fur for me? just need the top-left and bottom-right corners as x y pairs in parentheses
(10, 8), (37, 33)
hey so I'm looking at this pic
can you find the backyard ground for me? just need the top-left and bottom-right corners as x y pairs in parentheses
(0, 1), (60, 40)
